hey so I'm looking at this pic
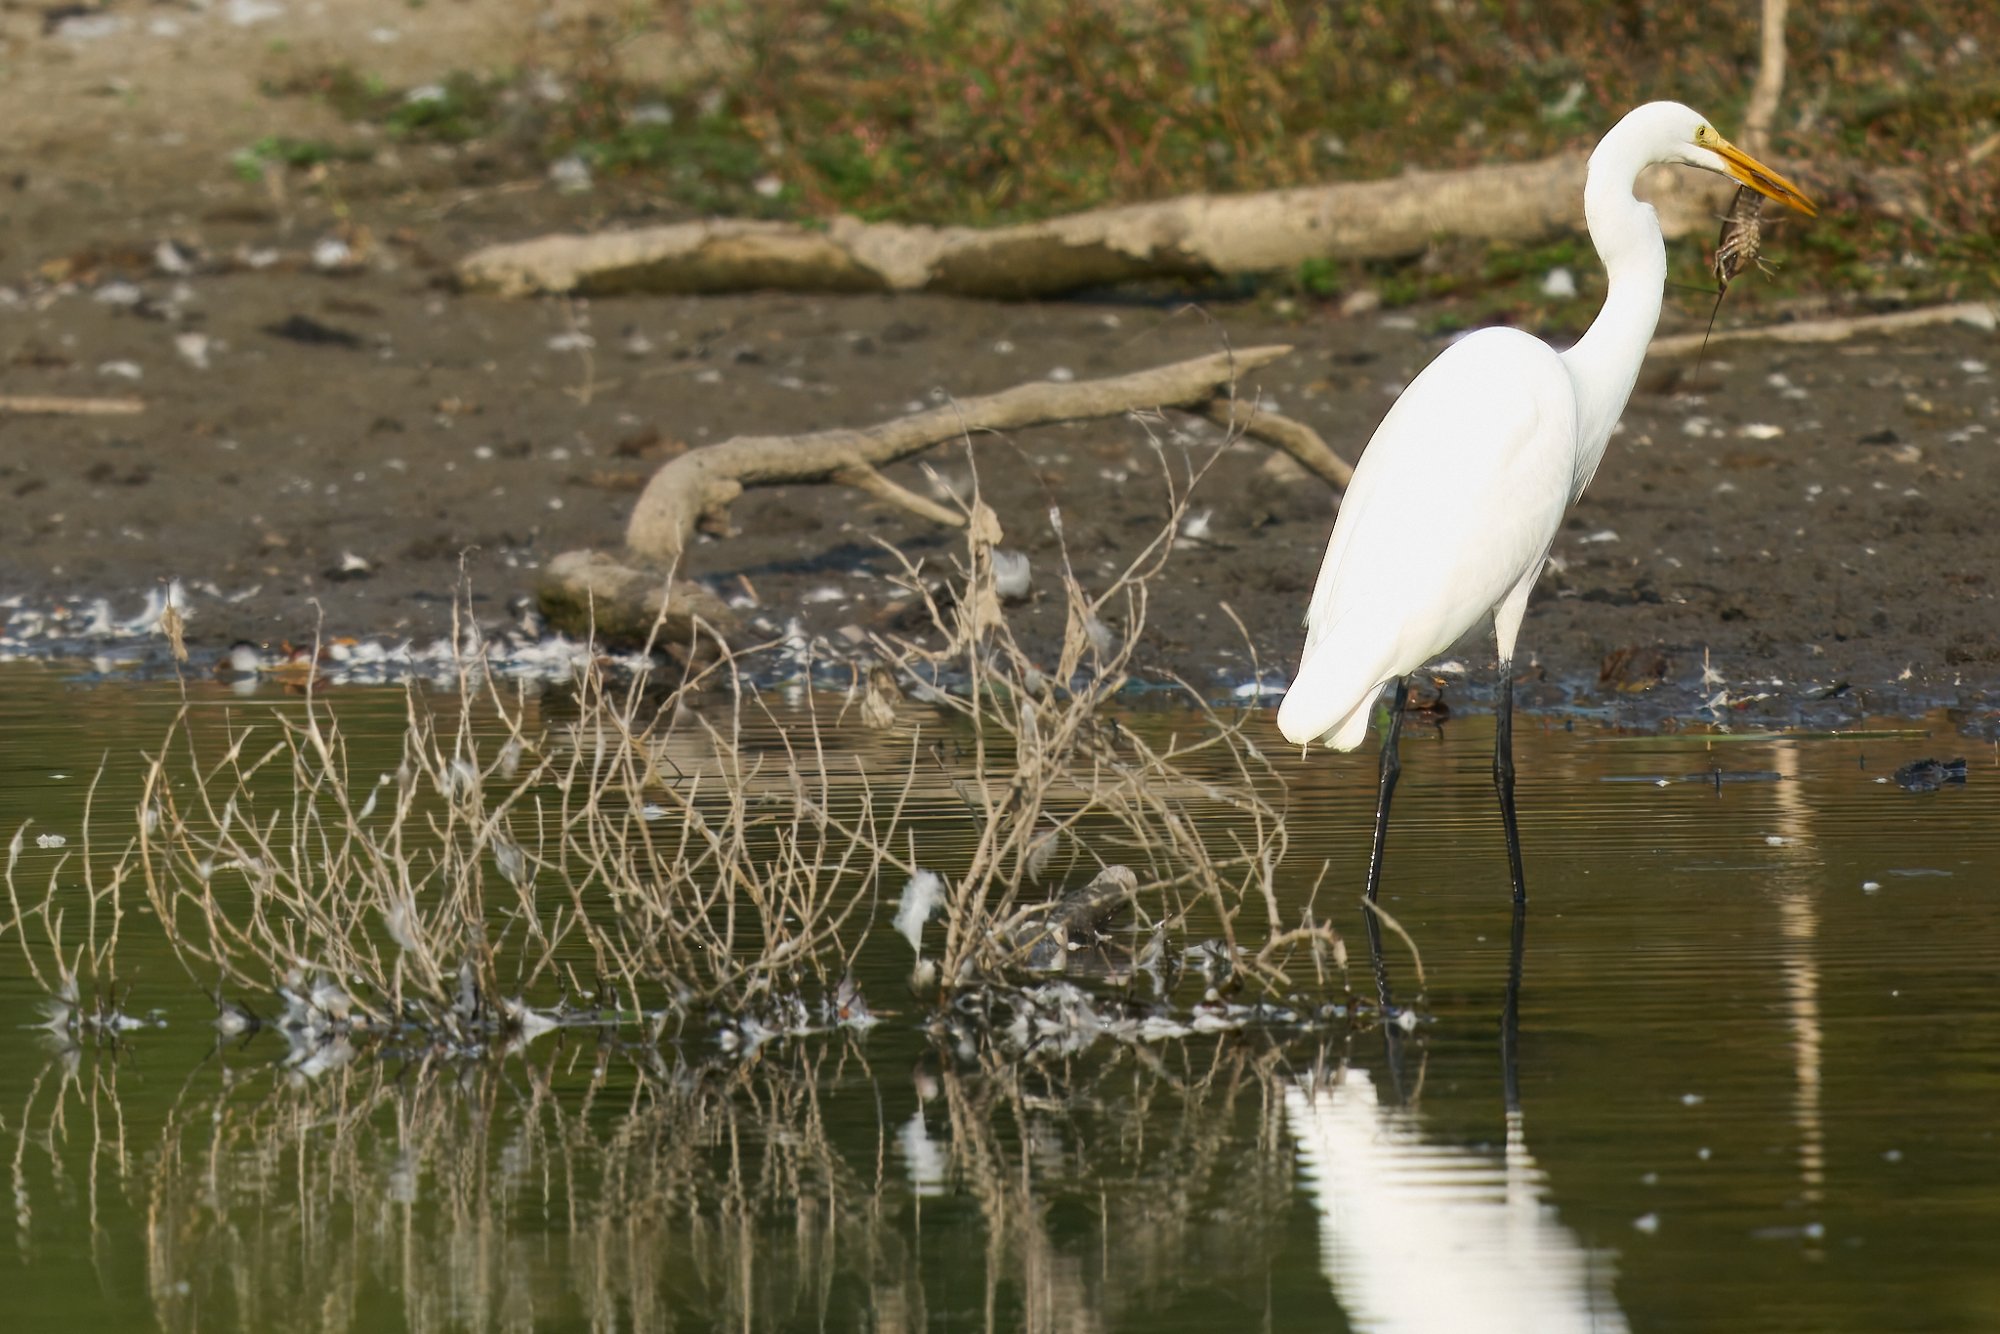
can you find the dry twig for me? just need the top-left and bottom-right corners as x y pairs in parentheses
(1650, 301), (1997, 358)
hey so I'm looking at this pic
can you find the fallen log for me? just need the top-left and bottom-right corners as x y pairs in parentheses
(455, 150), (1798, 303)
(1649, 301), (1997, 357)
(622, 344), (1347, 562)
(461, 154), (1592, 300)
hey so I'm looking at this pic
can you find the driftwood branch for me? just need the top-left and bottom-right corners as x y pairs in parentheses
(832, 463), (967, 526)
(1649, 301), (1997, 358)
(534, 549), (740, 649)
(462, 155), (1591, 301)
(1198, 401), (1356, 489)
(625, 344), (1349, 561)
(0, 395), (144, 415)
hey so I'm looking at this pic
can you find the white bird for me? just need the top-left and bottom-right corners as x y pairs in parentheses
(1278, 102), (1815, 910)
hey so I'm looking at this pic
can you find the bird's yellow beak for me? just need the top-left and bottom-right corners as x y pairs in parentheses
(1710, 135), (1818, 216)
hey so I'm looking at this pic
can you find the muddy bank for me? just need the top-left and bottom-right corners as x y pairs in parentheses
(2, 10), (1996, 727)
(5, 249), (1995, 727)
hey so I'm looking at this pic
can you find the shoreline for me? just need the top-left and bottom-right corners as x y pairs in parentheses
(5, 596), (1993, 743)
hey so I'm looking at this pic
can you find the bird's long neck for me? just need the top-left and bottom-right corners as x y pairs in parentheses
(1559, 159), (1668, 496)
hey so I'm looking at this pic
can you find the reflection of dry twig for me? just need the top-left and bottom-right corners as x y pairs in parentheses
(4, 1028), (1336, 1333)
(929, 1035), (1307, 1330)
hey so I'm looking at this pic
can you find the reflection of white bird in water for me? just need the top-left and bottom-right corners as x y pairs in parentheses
(1278, 103), (1816, 908)
(1287, 1069), (1630, 1334)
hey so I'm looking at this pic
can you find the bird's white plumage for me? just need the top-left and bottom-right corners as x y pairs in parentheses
(1277, 101), (1815, 751)
(1279, 329), (1575, 749)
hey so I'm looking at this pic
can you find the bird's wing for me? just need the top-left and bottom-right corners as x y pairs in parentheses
(1281, 330), (1576, 745)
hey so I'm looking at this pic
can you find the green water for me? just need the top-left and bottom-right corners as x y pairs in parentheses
(2, 663), (1997, 1332)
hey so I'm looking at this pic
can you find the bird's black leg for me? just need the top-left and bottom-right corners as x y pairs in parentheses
(1364, 679), (1408, 905)
(1501, 896), (1526, 1116)
(1493, 662), (1528, 906)
(1362, 680), (1408, 1015)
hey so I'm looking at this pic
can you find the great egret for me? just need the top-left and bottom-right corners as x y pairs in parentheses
(1278, 102), (1815, 906)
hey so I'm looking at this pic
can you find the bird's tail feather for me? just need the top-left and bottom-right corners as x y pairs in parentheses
(1277, 656), (1386, 751)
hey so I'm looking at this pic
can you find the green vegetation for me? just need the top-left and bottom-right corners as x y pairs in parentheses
(229, 134), (366, 180)
(382, 72), (504, 143)
(262, 0), (2000, 312)
(260, 66), (510, 145)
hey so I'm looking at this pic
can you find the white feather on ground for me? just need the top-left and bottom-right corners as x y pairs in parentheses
(894, 870), (946, 952)
(991, 549), (1032, 600)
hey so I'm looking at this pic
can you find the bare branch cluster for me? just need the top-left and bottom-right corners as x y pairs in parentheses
(867, 423), (1345, 1007)
(12, 419), (1356, 1066)
(3, 770), (148, 1042)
